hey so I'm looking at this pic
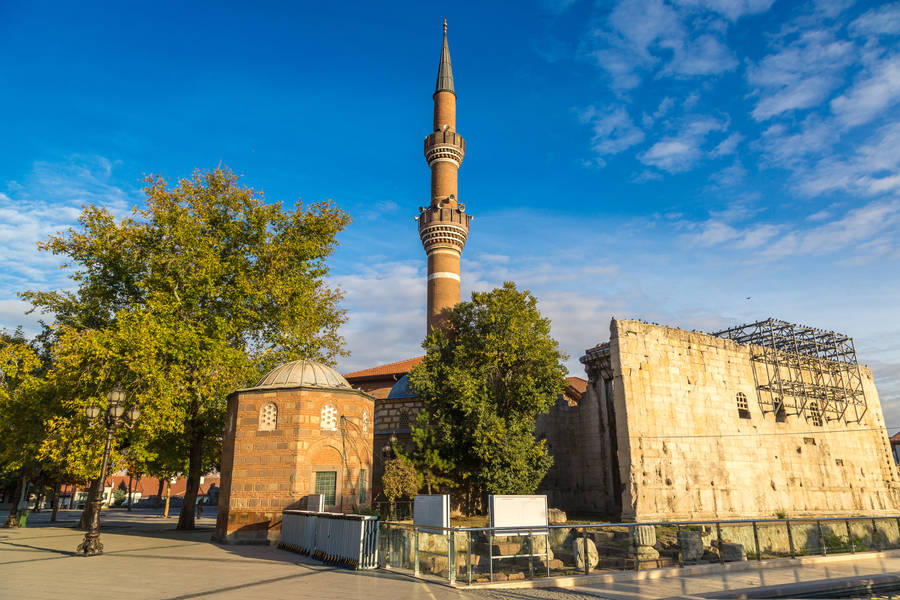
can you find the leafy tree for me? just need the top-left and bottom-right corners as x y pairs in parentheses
(381, 457), (420, 518)
(0, 330), (57, 527)
(23, 167), (350, 529)
(407, 282), (567, 514)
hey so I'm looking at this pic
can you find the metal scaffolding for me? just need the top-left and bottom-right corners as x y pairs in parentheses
(712, 318), (868, 424)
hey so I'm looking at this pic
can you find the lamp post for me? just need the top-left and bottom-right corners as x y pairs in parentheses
(76, 387), (140, 556)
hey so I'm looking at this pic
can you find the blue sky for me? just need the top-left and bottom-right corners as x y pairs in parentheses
(1, 1), (899, 422)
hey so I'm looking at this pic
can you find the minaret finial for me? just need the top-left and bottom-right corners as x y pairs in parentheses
(435, 19), (455, 94)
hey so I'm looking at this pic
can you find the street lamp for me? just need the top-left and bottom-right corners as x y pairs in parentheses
(76, 387), (140, 556)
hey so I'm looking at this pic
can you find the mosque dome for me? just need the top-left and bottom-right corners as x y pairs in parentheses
(387, 374), (418, 399)
(253, 360), (352, 390)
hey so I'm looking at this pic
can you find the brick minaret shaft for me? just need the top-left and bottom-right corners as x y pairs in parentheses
(418, 20), (472, 333)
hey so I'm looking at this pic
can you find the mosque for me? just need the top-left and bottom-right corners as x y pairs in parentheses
(215, 23), (899, 544)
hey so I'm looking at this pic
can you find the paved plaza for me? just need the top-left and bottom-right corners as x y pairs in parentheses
(4, 509), (900, 599)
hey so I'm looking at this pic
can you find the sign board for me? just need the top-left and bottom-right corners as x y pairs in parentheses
(413, 494), (450, 533)
(488, 495), (548, 536)
(307, 494), (325, 512)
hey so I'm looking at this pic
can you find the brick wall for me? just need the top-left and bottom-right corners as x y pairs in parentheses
(215, 385), (374, 544)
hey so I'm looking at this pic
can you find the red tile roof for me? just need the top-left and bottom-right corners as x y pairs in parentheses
(344, 356), (424, 380)
(890, 431), (900, 443)
(566, 376), (588, 395)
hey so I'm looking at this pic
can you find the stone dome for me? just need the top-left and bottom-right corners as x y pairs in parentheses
(253, 360), (352, 390)
(387, 374), (418, 399)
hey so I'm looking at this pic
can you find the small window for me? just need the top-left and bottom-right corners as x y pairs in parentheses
(399, 410), (410, 431)
(321, 404), (338, 431)
(315, 471), (337, 505)
(736, 392), (750, 419)
(259, 402), (277, 431)
(775, 399), (787, 423)
(362, 410), (369, 433)
(358, 469), (367, 504)
(808, 401), (823, 427)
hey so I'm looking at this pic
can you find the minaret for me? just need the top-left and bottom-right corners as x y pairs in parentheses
(418, 20), (472, 333)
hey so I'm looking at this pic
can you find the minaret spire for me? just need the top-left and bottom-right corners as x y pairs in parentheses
(418, 20), (472, 333)
(435, 19), (454, 95)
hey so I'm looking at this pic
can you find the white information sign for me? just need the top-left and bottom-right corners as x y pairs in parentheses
(488, 494), (548, 536)
(307, 493), (325, 512)
(413, 494), (449, 533)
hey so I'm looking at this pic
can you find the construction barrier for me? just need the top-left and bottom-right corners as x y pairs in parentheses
(279, 509), (379, 570)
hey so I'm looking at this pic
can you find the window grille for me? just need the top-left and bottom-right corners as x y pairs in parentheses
(399, 410), (410, 431)
(321, 404), (338, 431)
(259, 402), (277, 431)
(358, 469), (367, 504)
(315, 471), (336, 505)
(736, 392), (751, 419)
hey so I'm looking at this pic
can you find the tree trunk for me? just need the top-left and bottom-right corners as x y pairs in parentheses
(3, 476), (25, 528)
(156, 477), (165, 499)
(32, 491), (43, 512)
(176, 430), (203, 530)
(50, 483), (60, 522)
(127, 474), (133, 512)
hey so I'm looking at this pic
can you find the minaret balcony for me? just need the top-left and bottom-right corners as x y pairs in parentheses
(424, 131), (466, 167)
(417, 206), (471, 253)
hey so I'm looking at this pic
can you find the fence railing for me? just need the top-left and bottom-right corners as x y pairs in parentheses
(371, 500), (413, 521)
(378, 515), (900, 585)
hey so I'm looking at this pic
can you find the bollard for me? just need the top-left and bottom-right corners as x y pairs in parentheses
(752, 521), (761, 562)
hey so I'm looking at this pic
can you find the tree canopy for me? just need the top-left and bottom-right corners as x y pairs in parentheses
(20, 167), (350, 528)
(407, 282), (567, 513)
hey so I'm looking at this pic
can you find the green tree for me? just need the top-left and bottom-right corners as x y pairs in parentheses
(0, 329), (61, 527)
(381, 457), (420, 519)
(23, 167), (350, 529)
(407, 282), (567, 514)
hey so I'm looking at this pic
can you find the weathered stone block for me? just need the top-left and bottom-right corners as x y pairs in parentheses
(720, 542), (746, 562)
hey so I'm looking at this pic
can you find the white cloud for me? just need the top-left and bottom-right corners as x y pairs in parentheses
(586, 0), (739, 91)
(672, 0), (775, 21)
(797, 121), (900, 196)
(580, 105), (646, 156)
(0, 156), (138, 315)
(639, 116), (727, 172)
(759, 116), (833, 165)
(830, 55), (900, 128)
(747, 29), (855, 120)
(711, 132), (744, 156)
(850, 3), (900, 37)
(332, 261), (426, 373)
(709, 161), (748, 187)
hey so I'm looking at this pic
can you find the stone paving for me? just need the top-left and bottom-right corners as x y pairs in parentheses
(4, 509), (900, 599)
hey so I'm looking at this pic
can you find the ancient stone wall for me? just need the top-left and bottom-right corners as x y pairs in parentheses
(537, 390), (617, 515)
(607, 319), (900, 521)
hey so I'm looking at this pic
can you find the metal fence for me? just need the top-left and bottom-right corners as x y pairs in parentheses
(280, 510), (379, 570)
(378, 515), (900, 585)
